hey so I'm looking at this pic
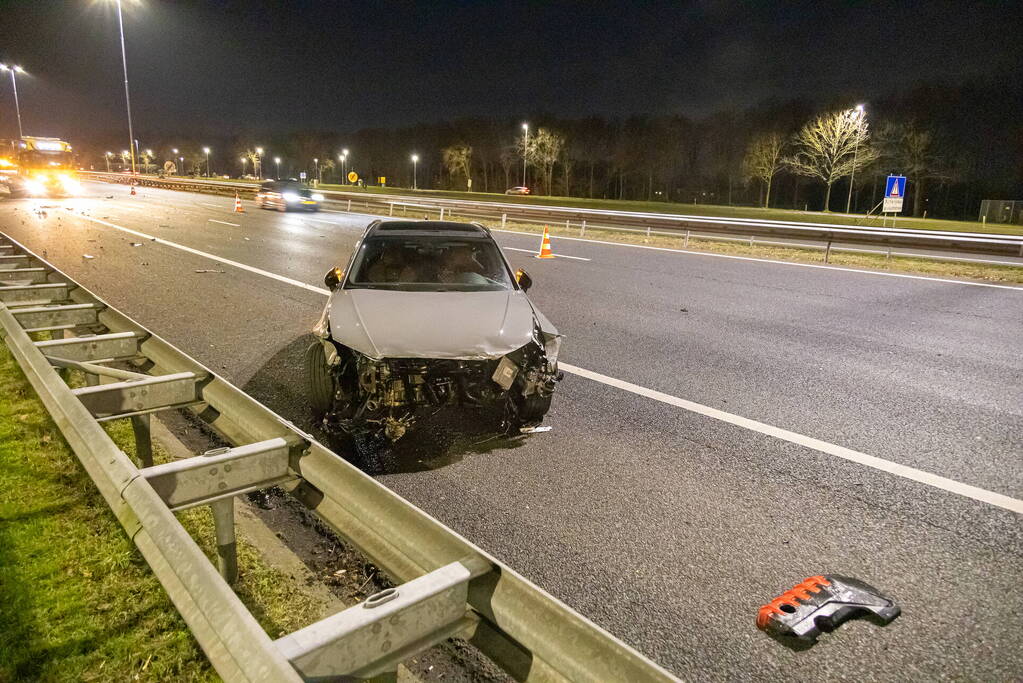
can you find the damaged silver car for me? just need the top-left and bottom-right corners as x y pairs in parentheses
(308, 220), (562, 442)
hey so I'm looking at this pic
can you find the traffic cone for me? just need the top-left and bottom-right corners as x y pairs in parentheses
(535, 225), (555, 259)
(234, 192), (244, 213)
(129, 180), (136, 196)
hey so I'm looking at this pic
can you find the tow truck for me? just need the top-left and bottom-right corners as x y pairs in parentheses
(1, 137), (81, 197)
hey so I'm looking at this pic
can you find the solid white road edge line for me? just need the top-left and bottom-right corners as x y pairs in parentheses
(79, 215), (329, 296)
(503, 246), (591, 261)
(208, 219), (240, 227)
(492, 229), (1023, 291)
(73, 213), (1023, 515)
(560, 362), (1022, 515)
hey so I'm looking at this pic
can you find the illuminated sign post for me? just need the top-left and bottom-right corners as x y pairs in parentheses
(883, 175), (906, 213)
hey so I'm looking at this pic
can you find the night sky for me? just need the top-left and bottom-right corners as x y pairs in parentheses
(0, 0), (1020, 140)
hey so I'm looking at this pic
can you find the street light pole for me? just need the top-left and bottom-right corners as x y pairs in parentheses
(411, 154), (419, 190)
(314, 157), (320, 184)
(171, 148), (178, 175)
(240, 157), (247, 177)
(203, 147), (211, 177)
(274, 157), (281, 180)
(179, 156), (185, 175)
(521, 122), (529, 187)
(0, 65), (25, 137)
(255, 147), (263, 179)
(105, 152), (112, 172)
(846, 104), (865, 214)
(113, 0), (137, 176)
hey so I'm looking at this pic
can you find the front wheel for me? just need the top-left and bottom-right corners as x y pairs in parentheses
(306, 342), (334, 417)
(515, 393), (553, 425)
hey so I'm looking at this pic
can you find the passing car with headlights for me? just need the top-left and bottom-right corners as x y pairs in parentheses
(6, 137), (81, 197)
(505, 186), (530, 195)
(256, 179), (323, 211)
(308, 219), (561, 442)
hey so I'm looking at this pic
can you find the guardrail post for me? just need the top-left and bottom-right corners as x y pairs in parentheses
(501, 213), (507, 228)
(824, 241), (833, 263)
(131, 414), (153, 468)
(565, 219), (570, 233)
(646, 226), (651, 238)
(580, 220), (586, 237)
(684, 230), (690, 248)
(439, 207), (445, 220)
(388, 203), (394, 217)
(750, 236), (755, 247)
(211, 498), (238, 584)
(347, 199), (352, 212)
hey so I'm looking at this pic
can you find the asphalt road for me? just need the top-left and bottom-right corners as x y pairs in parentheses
(2, 182), (1021, 681)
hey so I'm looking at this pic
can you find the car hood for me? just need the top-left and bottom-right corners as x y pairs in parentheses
(325, 289), (545, 360)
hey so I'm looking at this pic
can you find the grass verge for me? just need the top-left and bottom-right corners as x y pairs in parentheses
(0, 341), (325, 682)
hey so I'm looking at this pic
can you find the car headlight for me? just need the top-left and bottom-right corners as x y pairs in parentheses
(282, 191), (300, 202)
(24, 180), (45, 195)
(311, 193), (324, 201)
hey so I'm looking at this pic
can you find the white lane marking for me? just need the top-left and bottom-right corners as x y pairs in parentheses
(208, 219), (240, 227)
(492, 229), (1023, 291)
(560, 363), (1023, 515)
(503, 246), (591, 261)
(77, 215), (328, 296)
(71, 213), (1022, 514)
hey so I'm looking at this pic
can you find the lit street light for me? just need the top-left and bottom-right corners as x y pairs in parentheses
(255, 147), (264, 179)
(171, 148), (178, 175)
(203, 146), (211, 177)
(411, 153), (419, 190)
(105, 151), (112, 172)
(846, 104), (865, 214)
(314, 157), (320, 184)
(521, 122), (529, 187)
(0, 65), (25, 137)
(342, 148), (349, 184)
(240, 156), (248, 176)
(179, 156), (185, 175)
(274, 156), (281, 179)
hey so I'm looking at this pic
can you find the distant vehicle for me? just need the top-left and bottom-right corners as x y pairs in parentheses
(505, 186), (530, 195)
(255, 179), (323, 211)
(2, 137), (80, 197)
(308, 219), (562, 443)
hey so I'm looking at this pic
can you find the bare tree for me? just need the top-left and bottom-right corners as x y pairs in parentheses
(741, 133), (786, 208)
(442, 144), (473, 190)
(528, 128), (565, 196)
(784, 109), (878, 211)
(498, 145), (518, 190)
(878, 122), (947, 217)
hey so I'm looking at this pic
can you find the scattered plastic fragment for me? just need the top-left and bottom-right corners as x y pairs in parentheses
(194, 269), (225, 273)
(130, 242), (142, 247)
(519, 425), (553, 434)
(757, 575), (900, 642)
(83, 254), (95, 260)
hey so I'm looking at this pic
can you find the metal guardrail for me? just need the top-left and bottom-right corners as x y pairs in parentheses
(0, 230), (677, 682)
(78, 171), (1023, 259)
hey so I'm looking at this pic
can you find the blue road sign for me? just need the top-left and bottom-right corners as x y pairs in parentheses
(885, 175), (906, 199)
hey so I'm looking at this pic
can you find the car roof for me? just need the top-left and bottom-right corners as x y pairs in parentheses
(365, 220), (492, 239)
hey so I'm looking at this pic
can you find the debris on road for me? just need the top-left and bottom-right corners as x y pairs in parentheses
(194, 269), (225, 274)
(82, 254), (95, 260)
(520, 425), (553, 433)
(757, 575), (900, 643)
(130, 242), (142, 247)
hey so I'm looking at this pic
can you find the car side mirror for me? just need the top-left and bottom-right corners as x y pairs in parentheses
(324, 266), (344, 290)
(515, 269), (533, 293)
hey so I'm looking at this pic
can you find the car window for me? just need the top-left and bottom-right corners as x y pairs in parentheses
(346, 235), (514, 292)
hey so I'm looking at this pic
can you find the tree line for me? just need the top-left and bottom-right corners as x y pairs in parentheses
(84, 82), (1021, 220)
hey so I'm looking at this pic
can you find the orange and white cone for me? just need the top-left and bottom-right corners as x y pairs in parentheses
(129, 180), (136, 196)
(234, 192), (245, 213)
(535, 225), (555, 259)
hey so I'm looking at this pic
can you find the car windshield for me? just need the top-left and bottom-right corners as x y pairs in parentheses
(346, 234), (515, 292)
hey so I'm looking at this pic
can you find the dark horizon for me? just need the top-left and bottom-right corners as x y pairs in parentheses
(1, 0), (1021, 140)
